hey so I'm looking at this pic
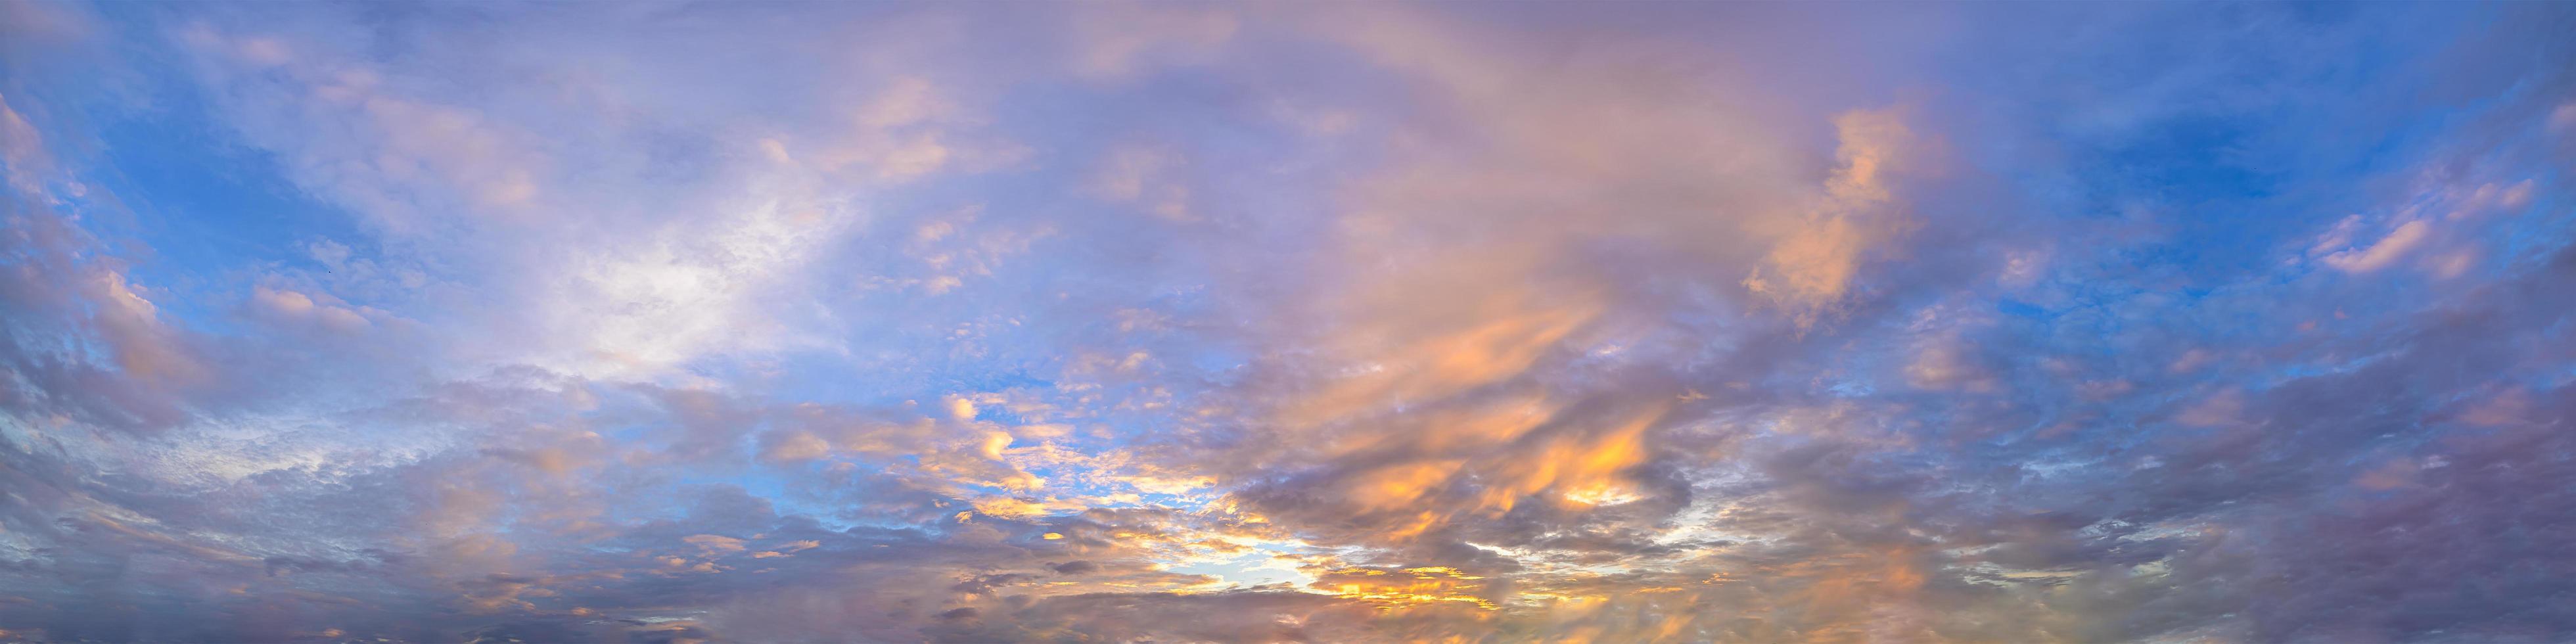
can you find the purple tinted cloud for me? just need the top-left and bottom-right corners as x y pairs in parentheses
(3, 1), (2573, 642)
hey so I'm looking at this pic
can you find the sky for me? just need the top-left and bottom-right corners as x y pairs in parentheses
(2, 1), (2574, 642)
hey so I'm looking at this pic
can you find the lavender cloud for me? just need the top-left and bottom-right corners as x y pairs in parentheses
(3, 2), (2573, 642)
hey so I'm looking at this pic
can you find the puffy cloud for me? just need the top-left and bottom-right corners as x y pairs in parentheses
(1744, 106), (1925, 325)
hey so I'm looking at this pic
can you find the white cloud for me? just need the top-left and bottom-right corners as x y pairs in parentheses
(2318, 219), (2429, 273)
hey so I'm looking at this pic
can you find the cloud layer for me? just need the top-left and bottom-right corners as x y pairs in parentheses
(4, 2), (2575, 642)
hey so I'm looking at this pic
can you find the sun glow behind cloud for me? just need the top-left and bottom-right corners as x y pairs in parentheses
(3, 1), (2575, 642)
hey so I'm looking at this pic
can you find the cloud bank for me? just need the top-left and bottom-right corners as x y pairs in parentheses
(4, 2), (2574, 642)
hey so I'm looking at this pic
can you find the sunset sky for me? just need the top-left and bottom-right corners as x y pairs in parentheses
(3, 2), (2575, 642)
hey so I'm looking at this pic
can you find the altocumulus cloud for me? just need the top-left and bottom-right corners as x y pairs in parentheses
(3, 1), (2575, 642)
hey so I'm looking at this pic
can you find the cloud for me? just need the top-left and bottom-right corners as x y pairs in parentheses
(5, 2), (2574, 642)
(1744, 106), (1925, 326)
(251, 285), (377, 333)
(0, 93), (57, 194)
(2319, 218), (2432, 273)
(1088, 143), (1195, 222)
